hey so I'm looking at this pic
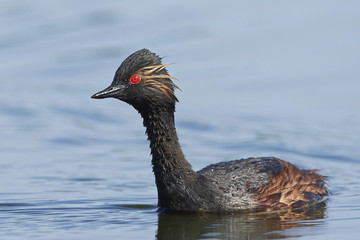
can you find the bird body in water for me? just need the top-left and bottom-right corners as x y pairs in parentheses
(92, 49), (327, 213)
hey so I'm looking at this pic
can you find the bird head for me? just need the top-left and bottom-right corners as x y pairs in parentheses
(92, 49), (179, 110)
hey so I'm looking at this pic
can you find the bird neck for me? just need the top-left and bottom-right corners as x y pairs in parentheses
(137, 104), (221, 211)
(139, 105), (193, 176)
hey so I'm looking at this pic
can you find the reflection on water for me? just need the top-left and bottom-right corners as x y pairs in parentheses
(156, 203), (326, 240)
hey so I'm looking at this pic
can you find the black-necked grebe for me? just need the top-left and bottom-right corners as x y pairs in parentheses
(92, 49), (327, 212)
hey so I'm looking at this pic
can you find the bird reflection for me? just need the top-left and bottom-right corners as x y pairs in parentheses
(156, 202), (326, 240)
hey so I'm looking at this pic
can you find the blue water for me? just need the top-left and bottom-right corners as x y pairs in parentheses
(1, 1), (360, 239)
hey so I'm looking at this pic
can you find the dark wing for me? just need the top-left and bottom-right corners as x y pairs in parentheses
(198, 157), (283, 190)
(198, 157), (327, 211)
(198, 157), (284, 210)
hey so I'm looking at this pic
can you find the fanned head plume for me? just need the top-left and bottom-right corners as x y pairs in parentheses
(91, 49), (180, 108)
(139, 64), (180, 102)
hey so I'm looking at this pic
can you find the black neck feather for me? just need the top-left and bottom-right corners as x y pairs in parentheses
(136, 103), (223, 211)
(140, 104), (192, 175)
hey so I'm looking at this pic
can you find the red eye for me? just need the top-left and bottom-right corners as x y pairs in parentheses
(130, 74), (141, 84)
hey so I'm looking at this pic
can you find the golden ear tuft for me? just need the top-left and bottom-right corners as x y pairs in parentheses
(139, 64), (180, 102)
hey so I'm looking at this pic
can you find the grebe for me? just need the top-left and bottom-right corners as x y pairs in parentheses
(92, 49), (327, 212)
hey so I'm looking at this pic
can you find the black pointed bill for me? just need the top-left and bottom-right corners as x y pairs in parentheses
(91, 85), (125, 99)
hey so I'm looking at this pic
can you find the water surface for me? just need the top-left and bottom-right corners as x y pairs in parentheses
(0, 1), (359, 239)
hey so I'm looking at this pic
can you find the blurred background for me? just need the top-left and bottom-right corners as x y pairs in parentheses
(0, 0), (359, 239)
